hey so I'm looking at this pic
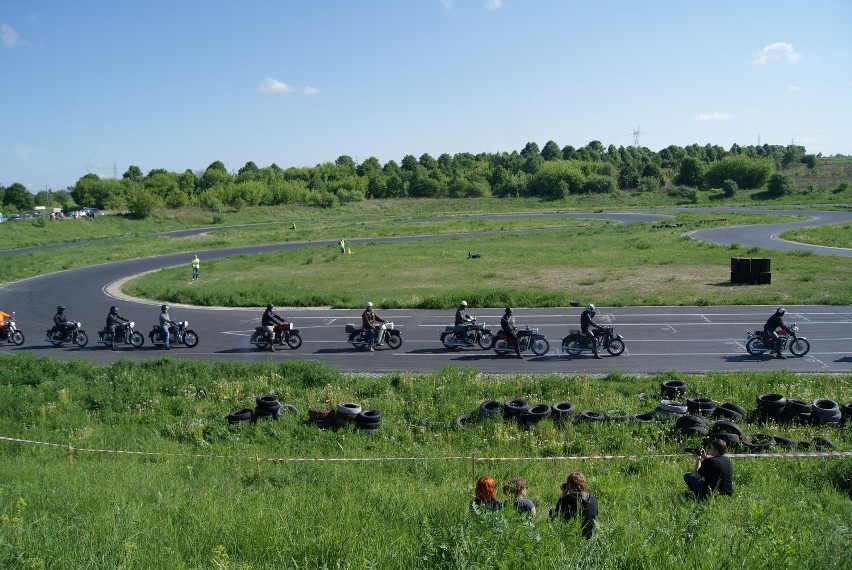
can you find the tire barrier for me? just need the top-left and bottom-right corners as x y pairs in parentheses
(355, 409), (383, 434)
(660, 380), (687, 399)
(686, 397), (715, 416)
(336, 402), (362, 426)
(520, 403), (552, 428)
(254, 394), (284, 421)
(503, 398), (528, 420)
(227, 408), (253, 424)
(551, 401), (576, 422)
(579, 410), (608, 422)
(711, 420), (745, 438)
(731, 257), (771, 285)
(756, 393), (787, 423)
(842, 402), (852, 423)
(812, 399), (842, 426)
(478, 400), (503, 421)
(743, 433), (775, 451)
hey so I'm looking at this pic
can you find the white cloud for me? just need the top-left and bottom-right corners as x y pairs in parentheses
(1, 23), (22, 48)
(788, 85), (799, 92)
(485, 0), (503, 9)
(694, 112), (732, 122)
(752, 42), (801, 65)
(258, 78), (320, 95)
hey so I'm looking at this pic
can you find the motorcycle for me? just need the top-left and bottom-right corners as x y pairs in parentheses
(745, 324), (809, 357)
(97, 321), (144, 348)
(345, 322), (402, 350)
(561, 327), (625, 357)
(492, 326), (550, 356)
(149, 320), (199, 348)
(0, 313), (25, 346)
(45, 321), (88, 347)
(439, 319), (493, 350)
(249, 320), (302, 350)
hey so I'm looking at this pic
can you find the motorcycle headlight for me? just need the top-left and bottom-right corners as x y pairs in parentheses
(9, 321), (15, 328)
(129, 321), (135, 328)
(287, 322), (293, 330)
(182, 320), (189, 327)
(76, 322), (82, 327)
(791, 324), (798, 333)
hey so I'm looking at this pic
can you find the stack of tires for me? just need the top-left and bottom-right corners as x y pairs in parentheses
(756, 393), (787, 423)
(675, 414), (708, 437)
(781, 399), (813, 424)
(335, 402), (362, 427)
(226, 394), (298, 424)
(551, 402), (576, 423)
(660, 379), (687, 399)
(811, 399), (842, 426)
(654, 399), (687, 420)
(686, 397), (715, 416)
(355, 409), (383, 434)
(711, 402), (747, 422)
(706, 420), (744, 448)
(519, 403), (552, 428)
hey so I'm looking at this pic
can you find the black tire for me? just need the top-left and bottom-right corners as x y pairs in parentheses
(254, 402), (282, 420)
(789, 338), (810, 357)
(551, 401), (576, 419)
(478, 332), (493, 350)
(440, 332), (456, 350)
(386, 332), (402, 350)
(256, 394), (280, 409)
(503, 399), (528, 419)
(130, 331), (144, 348)
(579, 410), (607, 422)
(531, 337), (550, 356)
(772, 436), (796, 448)
(11, 330), (24, 345)
(784, 399), (812, 415)
(250, 331), (269, 350)
(336, 402), (361, 416)
(632, 412), (656, 423)
(606, 338), (625, 356)
(357, 409), (383, 423)
(227, 408), (253, 424)
(745, 337), (766, 356)
(563, 339), (583, 357)
(812, 399), (840, 417)
(524, 403), (552, 421)
(710, 421), (744, 438)
(74, 331), (89, 347)
(706, 432), (740, 447)
(711, 407), (744, 421)
(719, 402), (747, 417)
(676, 414), (708, 429)
(183, 330), (199, 348)
(478, 400), (503, 420)
(348, 332), (368, 350)
(686, 397), (715, 415)
(454, 413), (473, 429)
(358, 426), (380, 435)
(658, 400), (688, 414)
(841, 402), (852, 421)
(757, 393), (787, 413)
(812, 436), (834, 450)
(150, 329), (163, 344)
(743, 433), (775, 451)
(681, 426), (708, 437)
(660, 379), (687, 398)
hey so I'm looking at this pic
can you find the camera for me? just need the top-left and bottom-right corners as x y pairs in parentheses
(683, 447), (704, 455)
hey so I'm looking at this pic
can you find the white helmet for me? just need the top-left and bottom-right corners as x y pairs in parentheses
(586, 303), (596, 312)
(460, 301), (467, 307)
(366, 302), (373, 308)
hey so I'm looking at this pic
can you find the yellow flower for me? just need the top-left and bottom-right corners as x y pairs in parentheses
(123, 540), (138, 556)
(211, 544), (229, 565)
(16, 497), (27, 511)
(25, 557), (45, 570)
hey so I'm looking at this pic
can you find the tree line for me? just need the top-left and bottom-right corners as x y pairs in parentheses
(1, 140), (822, 217)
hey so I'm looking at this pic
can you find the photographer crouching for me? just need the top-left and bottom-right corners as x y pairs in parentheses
(683, 439), (733, 501)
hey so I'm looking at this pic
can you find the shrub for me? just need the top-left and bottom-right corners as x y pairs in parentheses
(638, 176), (660, 193)
(766, 174), (795, 198)
(581, 174), (617, 194)
(667, 186), (698, 204)
(705, 155), (773, 189)
(721, 179), (738, 198)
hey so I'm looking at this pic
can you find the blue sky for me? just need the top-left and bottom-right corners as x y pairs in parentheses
(2, 0), (850, 192)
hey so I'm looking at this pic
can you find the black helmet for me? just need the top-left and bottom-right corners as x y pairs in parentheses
(776, 307), (786, 315)
(505, 307), (513, 315)
(266, 303), (274, 310)
(161, 305), (169, 312)
(57, 305), (66, 312)
(110, 306), (118, 314)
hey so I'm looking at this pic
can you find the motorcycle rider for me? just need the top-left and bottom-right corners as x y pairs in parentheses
(763, 307), (794, 359)
(581, 304), (606, 359)
(0, 308), (12, 338)
(52, 305), (75, 338)
(105, 306), (130, 351)
(501, 307), (523, 359)
(159, 305), (175, 350)
(362, 302), (386, 351)
(262, 303), (285, 352)
(455, 300), (476, 340)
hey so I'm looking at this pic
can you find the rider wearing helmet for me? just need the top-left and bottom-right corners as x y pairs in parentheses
(455, 300), (476, 339)
(361, 302), (386, 351)
(763, 307), (794, 359)
(501, 307), (523, 358)
(262, 303), (284, 352)
(159, 305), (175, 350)
(52, 305), (73, 337)
(580, 303), (605, 359)
(105, 305), (130, 351)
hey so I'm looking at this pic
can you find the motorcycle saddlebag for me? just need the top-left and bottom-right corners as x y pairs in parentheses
(345, 323), (356, 333)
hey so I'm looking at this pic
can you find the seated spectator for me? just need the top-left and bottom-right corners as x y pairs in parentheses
(503, 476), (536, 516)
(549, 472), (598, 539)
(470, 476), (504, 514)
(683, 439), (733, 501)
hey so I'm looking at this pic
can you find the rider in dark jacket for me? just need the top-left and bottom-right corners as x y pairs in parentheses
(455, 301), (475, 338)
(580, 303), (605, 359)
(501, 307), (523, 358)
(763, 307), (794, 359)
(52, 305), (74, 337)
(262, 303), (284, 352)
(105, 306), (130, 350)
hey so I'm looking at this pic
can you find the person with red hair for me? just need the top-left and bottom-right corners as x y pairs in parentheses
(470, 476), (504, 514)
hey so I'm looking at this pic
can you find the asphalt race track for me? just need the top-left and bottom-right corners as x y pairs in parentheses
(1, 209), (850, 373)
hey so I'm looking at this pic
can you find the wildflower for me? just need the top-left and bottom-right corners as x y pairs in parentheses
(123, 540), (138, 556)
(16, 497), (27, 511)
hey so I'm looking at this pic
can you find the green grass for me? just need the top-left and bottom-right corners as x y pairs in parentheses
(0, 355), (849, 569)
(780, 222), (852, 249)
(125, 212), (852, 307)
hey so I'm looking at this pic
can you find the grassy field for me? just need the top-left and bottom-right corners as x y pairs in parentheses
(780, 222), (852, 249)
(0, 355), (849, 569)
(123, 211), (852, 307)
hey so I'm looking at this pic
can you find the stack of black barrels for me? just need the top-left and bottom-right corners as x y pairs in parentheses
(731, 257), (771, 284)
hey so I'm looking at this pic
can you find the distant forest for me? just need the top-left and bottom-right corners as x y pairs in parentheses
(0, 140), (841, 216)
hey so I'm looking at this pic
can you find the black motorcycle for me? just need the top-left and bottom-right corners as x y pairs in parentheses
(439, 319), (493, 350)
(346, 322), (402, 350)
(561, 327), (625, 357)
(97, 321), (144, 349)
(149, 320), (199, 348)
(249, 319), (303, 350)
(45, 321), (88, 347)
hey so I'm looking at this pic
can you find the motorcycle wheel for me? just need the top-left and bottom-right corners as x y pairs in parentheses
(745, 337), (766, 356)
(531, 337), (550, 356)
(11, 331), (24, 346)
(440, 332), (456, 349)
(478, 333), (493, 350)
(286, 332), (302, 349)
(789, 338), (810, 357)
(183, 331), (199, 348)
(250, 331), (269, 350)
(349, 333), (368, 350)
(130, 331), (144, 348)
(606, 338), (626, 356)
(74, 331), (89, 347)
(563, 340), (583, 356)
(386, 333), (403, 350)
(492, 339), (509, 355)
